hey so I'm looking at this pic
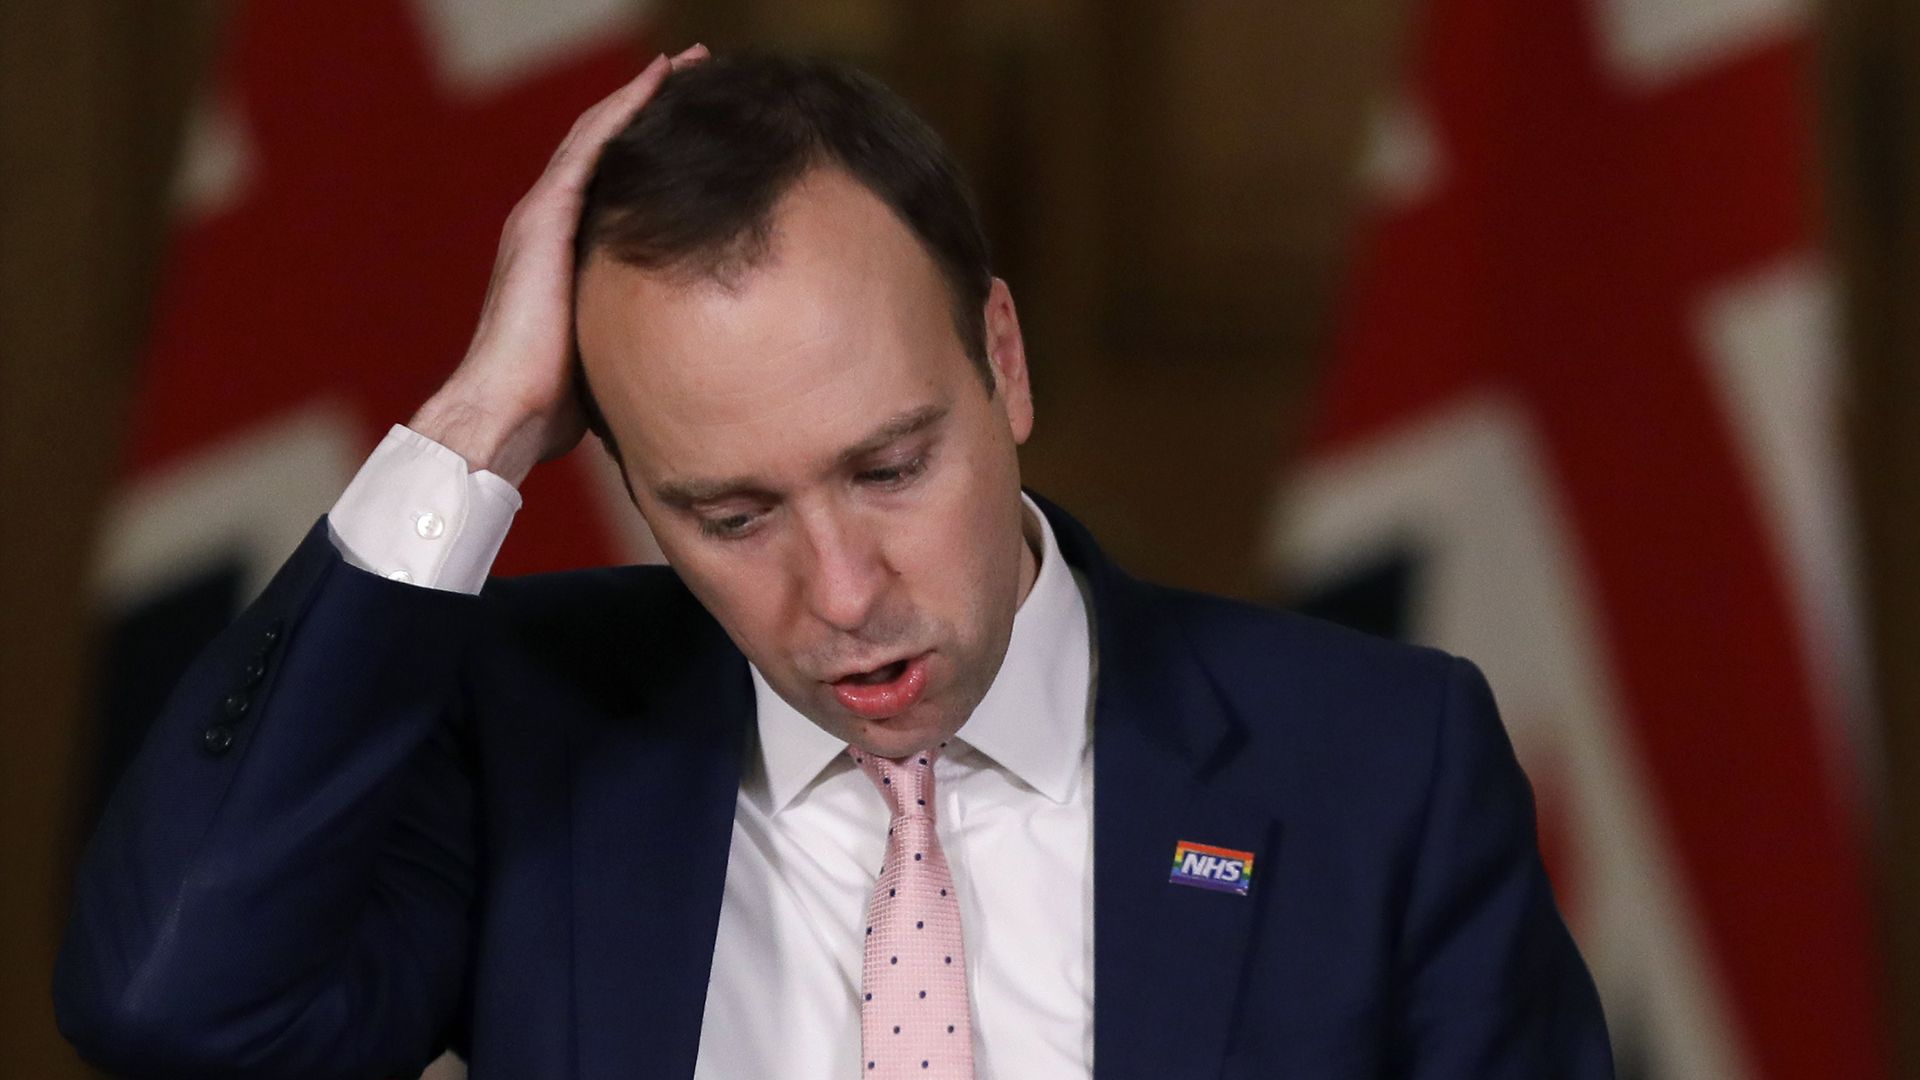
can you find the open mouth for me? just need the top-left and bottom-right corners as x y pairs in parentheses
(839, 659), (910, 686)
(829, 653), (930, 719)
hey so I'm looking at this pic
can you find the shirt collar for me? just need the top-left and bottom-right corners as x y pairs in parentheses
(751, 493), (1094, 812)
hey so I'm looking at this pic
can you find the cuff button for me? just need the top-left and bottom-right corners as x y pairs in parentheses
(414, 511), (445, 540)
(202, 725), (235, 755)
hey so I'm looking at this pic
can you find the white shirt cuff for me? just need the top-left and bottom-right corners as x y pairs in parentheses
(325, 424), (522, 594)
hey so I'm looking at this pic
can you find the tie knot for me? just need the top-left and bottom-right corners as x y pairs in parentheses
(847, 744), (942, 820)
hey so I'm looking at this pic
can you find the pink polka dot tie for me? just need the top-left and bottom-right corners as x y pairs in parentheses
(848, 744), (976, 1079)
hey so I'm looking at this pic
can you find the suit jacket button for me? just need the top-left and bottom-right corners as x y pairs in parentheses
(242, 653), (268, 686)
(222, 691), (251, 719)
(202, 725), (235, 755)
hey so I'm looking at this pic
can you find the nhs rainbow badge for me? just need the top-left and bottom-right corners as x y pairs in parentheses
(1169, 840), (1255, 895)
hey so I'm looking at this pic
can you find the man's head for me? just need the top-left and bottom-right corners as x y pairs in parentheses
(572, 53), (1036, 759)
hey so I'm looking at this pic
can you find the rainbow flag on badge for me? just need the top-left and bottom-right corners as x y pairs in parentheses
(1169, 840), (1256, 896)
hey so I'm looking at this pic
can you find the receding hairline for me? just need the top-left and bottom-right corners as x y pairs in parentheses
(580, 163), (890, 295)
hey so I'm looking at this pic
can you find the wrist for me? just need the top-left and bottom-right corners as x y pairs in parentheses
(408, 388), (542, 488)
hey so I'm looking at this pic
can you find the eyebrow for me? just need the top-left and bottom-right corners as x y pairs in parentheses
(653, 403), (950, 509)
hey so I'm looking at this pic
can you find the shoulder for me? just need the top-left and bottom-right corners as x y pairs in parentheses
(1045, 492), (1470, 741)
(1133, 582), (1488, 796)
(473, 562), (729, 676)
(479, 562), (701, 630)
(1148, 582), (1466, 719)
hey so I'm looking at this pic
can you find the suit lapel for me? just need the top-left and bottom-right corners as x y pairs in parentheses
(1093, 695), (1279, 1080)
(569, 600), (749, 1080)
(1039, 497), (1277, 1080)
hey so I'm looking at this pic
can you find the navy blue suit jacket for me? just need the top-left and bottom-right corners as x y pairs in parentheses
(56, 496), (1611, 1078)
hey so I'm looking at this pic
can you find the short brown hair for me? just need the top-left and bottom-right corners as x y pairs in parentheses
(573, 52), (995, 463)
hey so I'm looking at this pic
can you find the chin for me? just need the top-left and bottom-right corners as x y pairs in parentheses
(840, 705), (963, 761)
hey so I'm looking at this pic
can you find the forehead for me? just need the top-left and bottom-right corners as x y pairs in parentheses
(575, 168), (972, 486)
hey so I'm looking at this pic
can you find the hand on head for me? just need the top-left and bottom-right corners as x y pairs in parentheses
(408, 45), (709, 488)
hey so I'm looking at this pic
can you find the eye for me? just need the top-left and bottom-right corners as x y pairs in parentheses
(698, 510), (762, 540)
(858, 454), (928, 488)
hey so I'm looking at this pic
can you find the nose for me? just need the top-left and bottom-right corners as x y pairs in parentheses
(794, 504), (891, 634)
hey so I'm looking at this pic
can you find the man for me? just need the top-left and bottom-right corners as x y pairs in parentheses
(55, 48), (1612, 1079)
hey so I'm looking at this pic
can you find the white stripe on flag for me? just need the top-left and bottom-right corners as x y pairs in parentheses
(412, 0), (647, 93)
(1271, 396), (1755, 1079)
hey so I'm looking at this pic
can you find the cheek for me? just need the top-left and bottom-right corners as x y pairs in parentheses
(893, 455), (1018, 626)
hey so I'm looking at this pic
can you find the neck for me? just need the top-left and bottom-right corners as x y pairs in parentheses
(1014, 500), (1042, 608)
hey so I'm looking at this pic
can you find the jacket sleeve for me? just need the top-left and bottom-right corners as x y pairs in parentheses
(54, 514), (483, 1079)
(1392, 656), (1615, 1078)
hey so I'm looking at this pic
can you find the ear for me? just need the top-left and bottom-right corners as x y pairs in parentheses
(983, 277), (1034, 445)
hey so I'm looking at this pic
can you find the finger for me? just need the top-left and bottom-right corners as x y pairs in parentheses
(574, 53), (673, 143)
(545, 53), (672, 176)
(670, 42), (710, 70)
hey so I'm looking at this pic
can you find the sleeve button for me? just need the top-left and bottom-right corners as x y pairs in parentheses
(262, 620), (283, 646)
(202, 725), (235, 755)
(242, 653), (268, 686)
(222, 691), (251, 720)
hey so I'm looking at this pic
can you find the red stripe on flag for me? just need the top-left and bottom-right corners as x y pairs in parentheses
(128, 0), (651, 575)
(1302, 0), (1887, 1073)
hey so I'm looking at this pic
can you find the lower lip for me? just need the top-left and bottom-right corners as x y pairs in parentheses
(831, 654), (931, 719)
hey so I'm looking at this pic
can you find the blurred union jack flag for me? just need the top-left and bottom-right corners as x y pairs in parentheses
(87, 0), (657, 952)
(1272, 0), (1886, 1076)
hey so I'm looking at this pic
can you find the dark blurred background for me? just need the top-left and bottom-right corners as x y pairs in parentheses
(3, 0), (1917, 1076)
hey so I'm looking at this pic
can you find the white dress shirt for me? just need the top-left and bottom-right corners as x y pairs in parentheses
(328, 425), (1098, 1079)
